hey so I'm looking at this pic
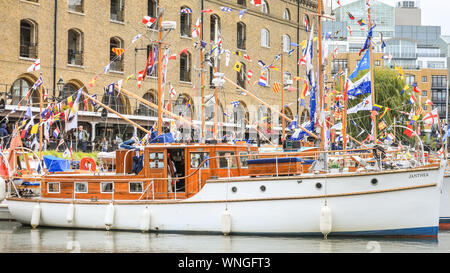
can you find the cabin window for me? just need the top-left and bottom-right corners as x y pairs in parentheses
(239, 152), (248, 168)
(190, 152), (210, 169)
(217, 151), (237, 169)
(100, 182), (114, 193)
(47, 182), (60, 193)
(149, 152), (164, 169)
(129, 182), (143, 193)
(75, 182), (88, 193)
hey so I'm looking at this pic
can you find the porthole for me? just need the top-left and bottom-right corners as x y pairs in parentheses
(260, 185), (266, 192)
(371, 178), (378, 186)
(315, 183), (322, 189)
(231, 186), (237, 193)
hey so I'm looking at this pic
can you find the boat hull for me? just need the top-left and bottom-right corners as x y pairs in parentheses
(7, 167), (443, 237)
(440, 174), (450, 229)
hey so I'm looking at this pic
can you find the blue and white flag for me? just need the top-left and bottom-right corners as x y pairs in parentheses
(107, 83), (115, 95)
(288, 116), (298, 131)
(31, 76), (44, 90)
(239, 9), (246, 19)
(221, 6), (232, 12)
(231, 101), (240, 107)
(131, 34), (142, 44)
(349, 50), (370, 80)
(347, 72), (372, 98)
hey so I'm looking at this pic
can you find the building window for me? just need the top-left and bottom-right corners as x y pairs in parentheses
(110, 37), (124, 72)
(283, 9), (291, 20)
(432, 75), (447, 88)
(237, 63), (246, 89)
(47, 182), (60, 193)
(237, 22), (246, 50)
(102, 89), (126, 114)
(146, 45), (158, 77)
(210, 14), (221, 43)
(174, 94), (193, 119)
(180, 6), (192, 37)
(68, 0), (83, 13)
(261, 28), (270, 48)
(421, 90), (427, 97)
(10, 78), (39, 106)
(237, 0), (246, 6)
(75, 182), (88, 193)
(331, 59), (348, 76)
(110, 0), (125, 22)
(283, 34), (291, 53)
(180, 51), (191, 82)
(68, 29), (83, 66)
(375, 60), (381, 66)
(61, 83), (86, 110)
(148, 0), (157, 17)
(405, 74), (415, 86)
(261, 0), (269, 14)
(139, 92), (157, 116)
(129, 182), (143, 193)
(20, 19), (38, 59)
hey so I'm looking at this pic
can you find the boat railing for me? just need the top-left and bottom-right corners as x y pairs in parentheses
(138, 180), (155, 201)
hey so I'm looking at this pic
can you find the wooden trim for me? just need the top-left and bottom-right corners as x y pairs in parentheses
(7, 183), (437, 205)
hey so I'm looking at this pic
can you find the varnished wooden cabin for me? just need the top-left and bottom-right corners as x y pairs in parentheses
(41, 143), (259, 201)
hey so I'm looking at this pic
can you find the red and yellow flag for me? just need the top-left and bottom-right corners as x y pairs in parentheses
(112, 48), (125, 56)
(272, 82), (281, 93)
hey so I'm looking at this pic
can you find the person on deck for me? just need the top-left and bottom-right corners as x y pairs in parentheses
(78, 125), (89, 152)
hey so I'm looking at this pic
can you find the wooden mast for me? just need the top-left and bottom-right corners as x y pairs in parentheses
(317, 0), (325, 150)
(156, 1), (163, 136)
(341, 66), (347, 152)
(39, 77), (43, 160)
(200, 0), (206, 143)
(368, 5), (377, 143)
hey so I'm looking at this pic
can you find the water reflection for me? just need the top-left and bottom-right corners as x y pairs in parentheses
(0, 221), (447, 253)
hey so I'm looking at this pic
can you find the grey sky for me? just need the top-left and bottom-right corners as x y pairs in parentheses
(328, 0), (450, 35)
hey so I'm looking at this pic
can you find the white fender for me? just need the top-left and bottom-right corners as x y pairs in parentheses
(104, 202), (115, 230)
(139, 207), (151, 232)
(320, 205), (332, 239)
(66, 203), (75, 223)
(0, 177), (5, 201)
(221, 210), (232, 236)
(31, 203), (41, 229)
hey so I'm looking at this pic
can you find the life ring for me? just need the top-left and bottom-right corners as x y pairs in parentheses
(80, 157), (96, 171)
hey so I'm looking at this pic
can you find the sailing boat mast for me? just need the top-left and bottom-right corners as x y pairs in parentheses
(317, 0), (325, 151)
(281, 43), (285, 143)
(200, 0), (206, 143)
(367, 5), (377, 142)
(39, 75), (43, 160)
(157, 3), (163, 136)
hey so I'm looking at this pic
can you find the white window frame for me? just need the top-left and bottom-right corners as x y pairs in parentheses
(239, 152), (249, 169)
(100, 181), (115, 193)
(47, 182), (60, 194)
(75, 182), (88, 193)
(129, 182), (144, 193)
(261, 29), (270, 48)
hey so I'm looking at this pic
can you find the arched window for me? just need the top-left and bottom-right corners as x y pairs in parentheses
(146, 44), (158, 77)
(68, 0), (84, 13)
(237, 0), (246, 6)
(237, 22), (246, 50)
(180, 51), (191, 82)
(210, 14), (221, 43)
(61, 82), (86, 111)
(261, 28), (270, 48)
(231, 101), (248, 140)
(139, 92), (157, 116)
(10, 78), (39, 106)
(110, 37), (124, 72)
(279, 107), (293, 128)
(283, 34), (291, 52)
(261, 0), (269, 14)
(102, 89), (126, 114)
(20, 19), (38, 59)
(174, 94), (194, 119)
(283, 9), (291, 20)
(68, 29), (83, 66)
(180, 6), (192, 37)
(148, 0), (157, 17)
(110, 0), (125, 22)
(205, 95), (223, 122)
(300, 109), (310, 124)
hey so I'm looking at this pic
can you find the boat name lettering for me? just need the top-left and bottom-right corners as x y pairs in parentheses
(408, 173), (428, 179)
